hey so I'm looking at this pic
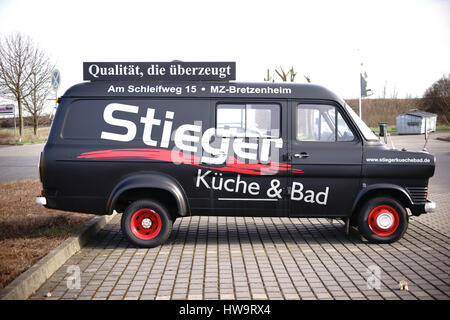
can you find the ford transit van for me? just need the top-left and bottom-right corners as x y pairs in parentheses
(36, 81), (436, 246)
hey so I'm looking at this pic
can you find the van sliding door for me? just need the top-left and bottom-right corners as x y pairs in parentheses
(204, 99), (289, 216)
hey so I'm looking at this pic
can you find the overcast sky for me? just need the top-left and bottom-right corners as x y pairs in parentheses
(0, 0), (449, 101)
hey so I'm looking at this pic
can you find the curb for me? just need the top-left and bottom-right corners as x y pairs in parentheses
(0, 212), (118, 300)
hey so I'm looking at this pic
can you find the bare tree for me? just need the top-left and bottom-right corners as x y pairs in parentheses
(263, 69), (273, 82)
(23, 69), (52, 135)
(0, 33), (53, 136)
(275, 66), (291, 82)
(265, 67), (309, 83)
(289, 67), (297, 82)
(419, 74), (450, 124)
(23, 45), (53, 135)
(265, 66), (298, 82)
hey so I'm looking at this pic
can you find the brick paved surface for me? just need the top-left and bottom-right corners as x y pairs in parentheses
(29, 133), (450, 300)
(391, 132), (450, 236)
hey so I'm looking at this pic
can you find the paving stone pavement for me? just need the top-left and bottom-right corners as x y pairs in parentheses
(29, 133), (450, 300)
(29, 215), (449, 300)
(391, 132), (450, 236)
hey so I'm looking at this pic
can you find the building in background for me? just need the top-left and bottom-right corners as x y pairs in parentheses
(396, 110), (437, 135)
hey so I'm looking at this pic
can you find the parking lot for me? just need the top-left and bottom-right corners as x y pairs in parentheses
(22, 132), (450, 300)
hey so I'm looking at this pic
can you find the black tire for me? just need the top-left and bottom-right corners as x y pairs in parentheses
(121, 199), (172, 248)
(357, 196), (408, 243)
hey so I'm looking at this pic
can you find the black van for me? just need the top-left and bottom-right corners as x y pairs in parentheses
(36, 81), (436, 247)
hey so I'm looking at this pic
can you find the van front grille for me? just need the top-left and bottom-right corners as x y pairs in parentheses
(406, 187), (428, 203)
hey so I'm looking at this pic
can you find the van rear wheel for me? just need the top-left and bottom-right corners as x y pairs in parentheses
(121, 199), (172, 248)
(357, 196), (408, 243)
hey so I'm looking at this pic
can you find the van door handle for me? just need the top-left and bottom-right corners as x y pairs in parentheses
(294, 152), (309, 158)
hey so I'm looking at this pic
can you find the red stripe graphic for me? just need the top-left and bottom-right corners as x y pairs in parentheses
(77, 148), (303, 175)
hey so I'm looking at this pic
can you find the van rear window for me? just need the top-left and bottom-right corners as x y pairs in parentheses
(62, 100), (107, 140)
(216, 103), (280, 138)
(61, 99), (210, 143)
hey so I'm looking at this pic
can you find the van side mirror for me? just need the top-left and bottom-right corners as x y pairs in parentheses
(423, 124), (432, 151)
(378, 122), (388, 144)
(425, 128), (431, 141)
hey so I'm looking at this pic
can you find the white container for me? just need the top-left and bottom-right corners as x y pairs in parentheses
(396, 110), (437, 135)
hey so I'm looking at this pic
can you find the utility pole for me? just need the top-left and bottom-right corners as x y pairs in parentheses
(359, 87), (362, 119)
(359, 62), (372, 118)
(50, 69), (60, 121)
(359, 62), (363, 119)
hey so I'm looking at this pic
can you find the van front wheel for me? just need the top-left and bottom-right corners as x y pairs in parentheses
(357, 196), (408, 243)
(121, 199), (172, 248)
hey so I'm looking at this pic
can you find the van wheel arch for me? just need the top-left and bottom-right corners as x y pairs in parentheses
(115, 188), (180, 220)
(350, 187), (411, 226)
(107, 172), (190, 219)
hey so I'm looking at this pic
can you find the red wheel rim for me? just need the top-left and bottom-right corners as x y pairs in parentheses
(368, 205), (399, 236)
(130, 209), (162, 240)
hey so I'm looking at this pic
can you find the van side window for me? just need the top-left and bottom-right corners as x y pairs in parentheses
(297, 104), (354, 142)
(337, 111), (355, 141)
(217, 103), (280, 138)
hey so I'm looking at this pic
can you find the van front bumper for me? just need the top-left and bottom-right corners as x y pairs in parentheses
(424, 201), (436, 213)
(410, 200), (436, 216)
(36, 196), (47, 206)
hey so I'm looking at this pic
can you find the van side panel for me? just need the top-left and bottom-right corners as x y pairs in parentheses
(42, 98), (212, 214)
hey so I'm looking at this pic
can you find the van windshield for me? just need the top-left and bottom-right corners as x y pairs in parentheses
(344, 104), (379, 141)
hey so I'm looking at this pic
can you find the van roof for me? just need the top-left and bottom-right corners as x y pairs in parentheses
(62, 81), (346, 105)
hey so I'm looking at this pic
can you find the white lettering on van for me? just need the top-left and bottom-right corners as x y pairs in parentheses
(195, 169), (261, 195)
(210, 85), (226, 94)
(160, 111), (174, 148)
(100, 103), (283, 165)
(194, 169), (332, 202)
(174, 124), (201, 153)
(291, 182), (329, 205)
(140, 108), (161, 146)
(200, 128), (229, 164)
(107, 85), (125, 93)
(233, 138), (258, 161)
(196, 169), (211, 188)
(101, 103), (138, 142)
(260, 138), (282, 163)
